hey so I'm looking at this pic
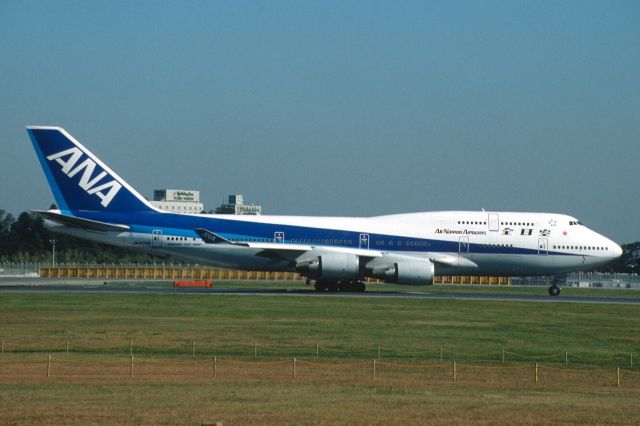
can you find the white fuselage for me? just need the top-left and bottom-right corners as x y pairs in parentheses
(47, 210), (622, 277)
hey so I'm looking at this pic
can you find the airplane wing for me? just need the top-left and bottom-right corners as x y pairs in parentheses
(249, 243), (386, 262)
(194, 228), (476, 267)
(32, 210), (130, 232)
(195, 228), (383, 261)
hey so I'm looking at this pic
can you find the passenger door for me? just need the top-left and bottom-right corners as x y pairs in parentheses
(459, 236), (469, 256)
(151, 229), (163, 248)
(359, 234), (370, 249)
(488, 213), (499, 232)
(538, 238), (548, 255)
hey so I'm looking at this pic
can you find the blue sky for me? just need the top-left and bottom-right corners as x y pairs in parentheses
(1, 1), (638, 242)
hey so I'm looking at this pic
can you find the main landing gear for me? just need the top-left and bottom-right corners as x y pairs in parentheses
(548, 275), (565, 296)
(314, 280), (366, 293)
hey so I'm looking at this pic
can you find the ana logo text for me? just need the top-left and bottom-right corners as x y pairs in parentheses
(46, 147), (122, 207)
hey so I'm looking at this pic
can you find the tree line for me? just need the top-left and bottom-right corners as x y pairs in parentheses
(0, 209), (167, 264)
(0, 208), (637, 272)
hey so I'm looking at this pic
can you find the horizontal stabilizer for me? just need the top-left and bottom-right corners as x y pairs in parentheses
(33, 210), (130, 232)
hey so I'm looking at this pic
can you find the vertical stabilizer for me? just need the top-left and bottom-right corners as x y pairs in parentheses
(27, 126), (155, 213)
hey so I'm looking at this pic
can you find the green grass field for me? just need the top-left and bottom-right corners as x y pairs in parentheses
(1, 289), (639, 424)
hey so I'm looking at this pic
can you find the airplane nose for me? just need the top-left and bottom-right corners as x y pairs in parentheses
(613, 243), (623, 258)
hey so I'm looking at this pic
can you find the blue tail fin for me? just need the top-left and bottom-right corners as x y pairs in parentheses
(27, 126), (155, 213)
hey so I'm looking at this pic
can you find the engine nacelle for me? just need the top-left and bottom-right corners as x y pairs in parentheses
(368, 257), (434, 285)
(296, 251), (360, 280)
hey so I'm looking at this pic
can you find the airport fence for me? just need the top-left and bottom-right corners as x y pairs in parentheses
(1, 338), (639, 389)
(511, 272), (640, 289)
(1, 351), (639, 390)
(0, 262), (306, 281)
(0, 262), (41, 277)
(1, 262), (639, 289)
(0, 338), (638, 368)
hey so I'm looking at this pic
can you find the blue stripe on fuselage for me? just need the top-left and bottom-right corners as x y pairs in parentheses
(74, 210), (577, 257)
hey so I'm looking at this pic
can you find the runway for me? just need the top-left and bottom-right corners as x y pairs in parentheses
(1, 280), (639, 305)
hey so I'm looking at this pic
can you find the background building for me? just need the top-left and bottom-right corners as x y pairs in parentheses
(151, 189), (204, 214)
(215, 194), (262, 215)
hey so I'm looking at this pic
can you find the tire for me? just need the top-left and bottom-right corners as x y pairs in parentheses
(548, 285), (561, 296)
(337, 281), (366, 292)
(314, 281), (327, 292)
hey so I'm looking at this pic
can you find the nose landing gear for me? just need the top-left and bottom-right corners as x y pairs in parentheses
(548, 275), (565, 296)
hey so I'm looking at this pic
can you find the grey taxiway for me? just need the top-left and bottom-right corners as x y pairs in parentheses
(1, 279), (638, 305)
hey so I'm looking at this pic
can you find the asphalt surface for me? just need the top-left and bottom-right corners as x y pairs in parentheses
(1, 279), (639, 305)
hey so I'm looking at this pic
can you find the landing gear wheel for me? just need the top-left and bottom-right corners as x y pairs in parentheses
(548, 285), (561, 296)
(336, 281), (366, 292)
(314, 281), (327, 292)
(314, 281), (338, 292)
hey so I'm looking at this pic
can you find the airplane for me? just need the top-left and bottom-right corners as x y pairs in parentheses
(27, 126), (623, 296)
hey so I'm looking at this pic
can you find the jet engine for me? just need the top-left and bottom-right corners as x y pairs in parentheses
(367, 257), (434, 285)
(295, 250), (360, 280)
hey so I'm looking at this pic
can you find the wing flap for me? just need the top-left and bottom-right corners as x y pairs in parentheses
(428, 253), (478, 269)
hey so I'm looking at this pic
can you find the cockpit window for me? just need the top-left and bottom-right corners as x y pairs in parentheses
(569, 220), (584, 226)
